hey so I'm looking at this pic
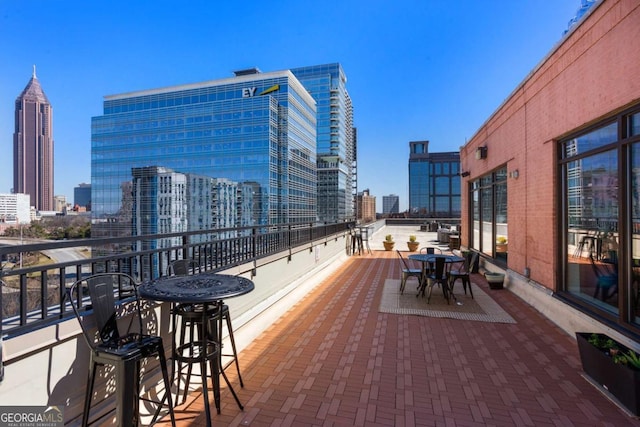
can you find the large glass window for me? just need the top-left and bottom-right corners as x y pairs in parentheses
(561, 106), (640, 330)
(470, 167), (507, 260)
(631, 142), (640, 326)
(564, 149), (619, 314)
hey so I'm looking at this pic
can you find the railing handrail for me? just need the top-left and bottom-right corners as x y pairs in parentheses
(0, 221), (354, 338)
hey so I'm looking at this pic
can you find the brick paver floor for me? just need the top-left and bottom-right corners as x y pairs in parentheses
(161, 250), (640, 426)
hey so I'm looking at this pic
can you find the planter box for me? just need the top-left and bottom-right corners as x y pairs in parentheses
(484, 272), (504, 289)
(576, 332), (640, 415)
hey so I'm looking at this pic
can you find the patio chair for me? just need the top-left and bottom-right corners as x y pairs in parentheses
(424, 256), (450, 304)
(448, 251), (478, 299)
(168, 258), (200, 276)
(419, 247), (441, 275)
(589, 254), (618, 301)
(397, 250), (422, 294)
(168, 259), (244, 407)
(67, 273), (176, 427)
(420, 247), (442, 254)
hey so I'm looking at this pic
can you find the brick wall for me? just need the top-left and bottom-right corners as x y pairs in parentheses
(461, 0), (640, 290)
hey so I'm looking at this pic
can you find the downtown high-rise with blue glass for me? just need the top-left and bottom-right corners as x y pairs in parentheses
(408, 140), (460, 217)
(91, 68), (318, 238)
(291, 64), (355, 223)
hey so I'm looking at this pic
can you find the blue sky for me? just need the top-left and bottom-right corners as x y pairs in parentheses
(0, 0), (581, 212)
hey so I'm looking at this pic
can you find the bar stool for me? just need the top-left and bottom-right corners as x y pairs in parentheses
(168, 260), (244, 408)
(173, 302), (243, 404)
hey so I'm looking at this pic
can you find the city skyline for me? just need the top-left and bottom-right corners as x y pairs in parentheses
(0, 0), (582, 212)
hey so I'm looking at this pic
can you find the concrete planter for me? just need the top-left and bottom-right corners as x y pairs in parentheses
(484, 272), (505, 289)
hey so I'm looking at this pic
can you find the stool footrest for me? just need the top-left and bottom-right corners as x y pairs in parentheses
(174, 340), (218, 364)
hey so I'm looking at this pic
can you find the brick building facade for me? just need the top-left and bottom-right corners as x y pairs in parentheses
(460, 0), (640, 341)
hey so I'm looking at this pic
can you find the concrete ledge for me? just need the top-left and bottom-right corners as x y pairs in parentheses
(504, 268), (640, 353)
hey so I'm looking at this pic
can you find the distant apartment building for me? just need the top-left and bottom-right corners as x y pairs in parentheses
(54, 195), (66, 212)
(291, 64), (355, 223)
(91, 67), (318, 238)
(382, 194), (399, 215)
(13, 67), (54, 211)
(356, 189), (376, 223)
(131, 166), (255, 274)
(408, 140), (460, 217)
(74, 183), (91, 210)
(0, 193), (31, 224)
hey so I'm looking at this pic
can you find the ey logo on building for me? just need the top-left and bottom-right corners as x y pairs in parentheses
(242, 84), (280, 98)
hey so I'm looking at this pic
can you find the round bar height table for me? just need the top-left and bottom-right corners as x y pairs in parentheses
(138, 272), (254, 427)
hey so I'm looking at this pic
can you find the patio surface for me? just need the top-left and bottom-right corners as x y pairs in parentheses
(161, 227), (640, 426)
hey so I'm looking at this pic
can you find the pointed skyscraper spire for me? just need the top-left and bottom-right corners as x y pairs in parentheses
(19, 66), (49, 103)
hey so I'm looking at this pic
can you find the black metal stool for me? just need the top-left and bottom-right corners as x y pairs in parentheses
(173, 301), (244, 407)
(168, 258), (243, 411)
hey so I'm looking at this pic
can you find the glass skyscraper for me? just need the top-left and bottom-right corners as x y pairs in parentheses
(382, 195), (399, 214)
(91, 69), (317, 238)
(408, 140), (460, 217)
(291, 64), (355, 223)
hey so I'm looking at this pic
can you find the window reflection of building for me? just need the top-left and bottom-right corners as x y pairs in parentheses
(470, 167), (507, 261)
(561, 114), (637, 321)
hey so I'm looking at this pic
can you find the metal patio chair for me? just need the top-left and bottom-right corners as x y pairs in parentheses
(67, 273), (176, 427)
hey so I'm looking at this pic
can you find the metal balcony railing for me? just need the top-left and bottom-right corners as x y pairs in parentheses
(0, 221), (354, 338)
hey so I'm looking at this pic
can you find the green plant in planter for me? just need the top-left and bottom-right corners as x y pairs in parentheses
(624, 350), (640, 369)
(407, 235), (419, 251)
(576, 332), (640, 415)
(383, 234), (395, 251)
(587, 333), (608, 349)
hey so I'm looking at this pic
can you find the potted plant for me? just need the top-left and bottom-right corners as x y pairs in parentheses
(484, 271), (505, 289)
(576, 332), (640, 415)
(383, 234), (395, 251)
(496, 236), (508, 253)
(407, 235), (419, 252)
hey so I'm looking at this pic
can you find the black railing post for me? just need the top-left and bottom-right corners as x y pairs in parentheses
(182, 235), (189, 260)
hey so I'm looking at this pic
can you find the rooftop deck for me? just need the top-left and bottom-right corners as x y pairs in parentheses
(161, 228), (640, 426)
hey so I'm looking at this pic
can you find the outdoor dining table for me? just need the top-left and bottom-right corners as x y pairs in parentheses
(408, 253), (465, 302)
(138, 272), (254, 427)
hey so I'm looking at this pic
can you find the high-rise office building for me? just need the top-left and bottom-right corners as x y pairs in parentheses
(382, 194), (399, 215)
(74, 183), (91, 209)
(408, 140), (460, 217)
(13, 67), (54, 211)
(291, 64), (355, 223)
(91, 68), (317, 238)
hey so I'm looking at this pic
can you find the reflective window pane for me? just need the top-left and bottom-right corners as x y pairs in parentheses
(566, 149), (619, 314)
(563, 122), (618, 158)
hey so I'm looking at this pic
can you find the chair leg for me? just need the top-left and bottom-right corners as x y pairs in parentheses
(224, 312), (243, 387)
(82, 360), (97, 427)
(155, 345), (177, 427)
(400, 274), (406, 294)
